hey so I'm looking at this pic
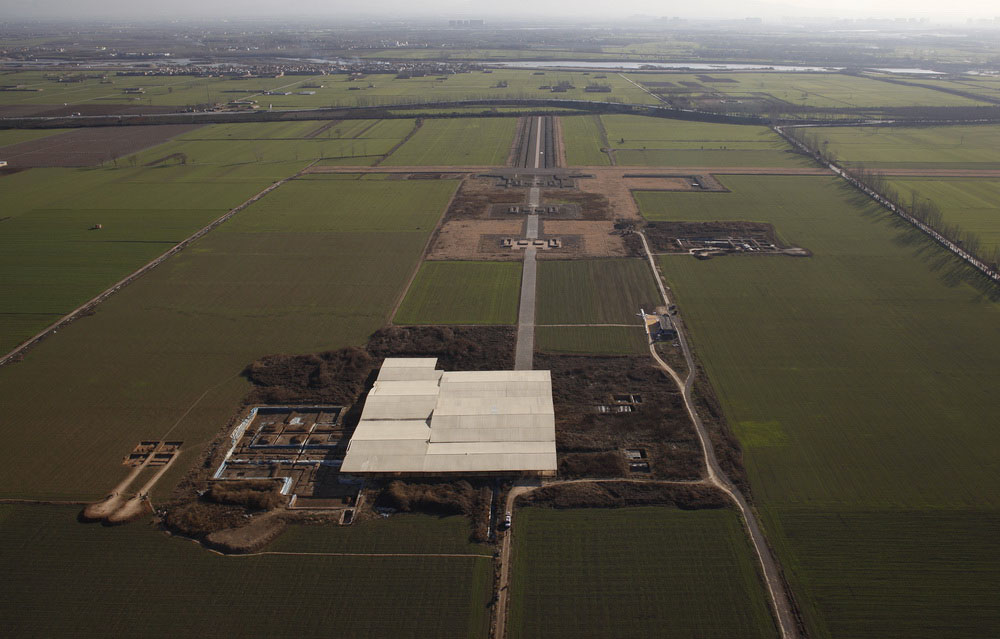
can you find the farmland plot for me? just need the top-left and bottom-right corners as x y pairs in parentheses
(507, 507), (777, 639)
(0, 163), (294, 353)
(536, 258), (660, 324)
(816, 125), (1000, 169)
(0, 505), (492, 639)
(638, 175), (1000, 638)
(535, 325), (649, 355)
(383, 118), (517, 166)
(887, 177), (1000, 253)
(394, 261), (522, 325)
(560, 115), (611, 166)
(0, 179), (458, 500)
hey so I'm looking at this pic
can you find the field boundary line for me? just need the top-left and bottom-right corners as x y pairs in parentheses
(592, 113), (616, 166)
(373, 118), (423, 167)
(0, 160), (319, 368)
(387, 179), (464, 324)
(535, 323), (642, 327)
(553, 116), (567, 168)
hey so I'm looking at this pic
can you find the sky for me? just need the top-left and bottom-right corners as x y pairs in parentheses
(2, 0), (999, 21)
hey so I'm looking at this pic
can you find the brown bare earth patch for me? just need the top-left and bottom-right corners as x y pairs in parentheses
(429, 219), (525, 260)
(539, 188), (610, 220)
(204, 512), (288, 554)
(0, 124), (202, 167)
(537, 220), (628, 258)
(442, 177), (525, 220)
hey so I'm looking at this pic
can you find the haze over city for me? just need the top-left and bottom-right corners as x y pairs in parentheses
(3, 0), (1000, 21)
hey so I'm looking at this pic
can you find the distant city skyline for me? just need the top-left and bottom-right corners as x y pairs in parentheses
(3, 0), (1000, 22)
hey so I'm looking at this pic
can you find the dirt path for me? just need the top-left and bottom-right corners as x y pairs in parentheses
(372, 119), (422, 167)
(0, 160), (319, 368)
(387, 178), (465, 323)
(637, 231), (801, 639)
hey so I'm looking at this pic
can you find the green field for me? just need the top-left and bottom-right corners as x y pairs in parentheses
(626, 72), (991, 109)
(638, 176), (1000, 638)
(394, 261), (522, 325)
(0, 163), (296, 353)
(536, 258), (660, 324)
(876, 74), (1000, 103)
(0, 128), (68, 146)
(271, 513), (491, 555)
(815, 125), (1000, 169)
(0, 178), (457, 500)
(384, 118), (517, 166)
(560, 114), (811, 167)
(135, 119), (414, 166)
(560, 115), (611, 166)
(887, 177), (1000, 254)
(0, 69), (657, 111)
(508, 507), (777, 639)
(615, 148), (812, 167)
(1, 505), (492, 638)
(535, 325), (649, 355)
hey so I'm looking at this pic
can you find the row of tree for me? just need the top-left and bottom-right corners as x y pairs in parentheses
(785, 126), (999, 275)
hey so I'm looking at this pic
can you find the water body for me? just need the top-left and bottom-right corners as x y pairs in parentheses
(490, 61), (841, 71)
(873, 67), (944, 74)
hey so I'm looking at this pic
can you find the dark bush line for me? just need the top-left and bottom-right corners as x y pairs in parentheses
(517, 481), (729, 510)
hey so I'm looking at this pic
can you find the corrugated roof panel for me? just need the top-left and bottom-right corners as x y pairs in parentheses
(434, 396), (554, 416)
(426, 441), (555, 455)
(347, 439), (428, 456)
(420, 452), (557, 473)
(440, 370), (550, 383)
(371, 380), (442, 396)
(360, 396), (437, 421)
(381, 357), (439, 368)
(430, 414), (555, 432)
(377, 368), (444, 382)
(351, 421), (430, 441)
(438, 381), (551, 397)
(429, 426), (555, 443)
(341, 454), (428, 473)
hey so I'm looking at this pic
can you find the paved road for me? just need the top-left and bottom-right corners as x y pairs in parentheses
(514, 246), (537, 371)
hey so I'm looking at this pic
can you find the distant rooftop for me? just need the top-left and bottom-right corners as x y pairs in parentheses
(340, 358), (556, 475)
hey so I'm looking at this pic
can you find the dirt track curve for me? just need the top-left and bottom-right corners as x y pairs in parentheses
(491, 235), (802, 639)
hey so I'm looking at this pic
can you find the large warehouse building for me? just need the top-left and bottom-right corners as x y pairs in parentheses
(340, 358), (557, 476)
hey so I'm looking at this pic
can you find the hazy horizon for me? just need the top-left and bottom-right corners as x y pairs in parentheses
(2, 0), (999, 23)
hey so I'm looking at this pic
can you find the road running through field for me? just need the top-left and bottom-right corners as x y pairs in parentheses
(636, 231), (801, 639)
(493, 234), (803, 639)
(513, 182), (541, 371)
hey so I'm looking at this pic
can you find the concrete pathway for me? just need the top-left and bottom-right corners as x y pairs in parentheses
(514, 246), (537, 371)
(514, 181), (542, 371)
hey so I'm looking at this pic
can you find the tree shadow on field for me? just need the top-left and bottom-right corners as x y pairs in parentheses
(842, 185), (1000, 302)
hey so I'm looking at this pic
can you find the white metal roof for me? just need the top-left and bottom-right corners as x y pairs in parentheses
(341, 359), (556, 474)
(381, 357), (439, 368)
